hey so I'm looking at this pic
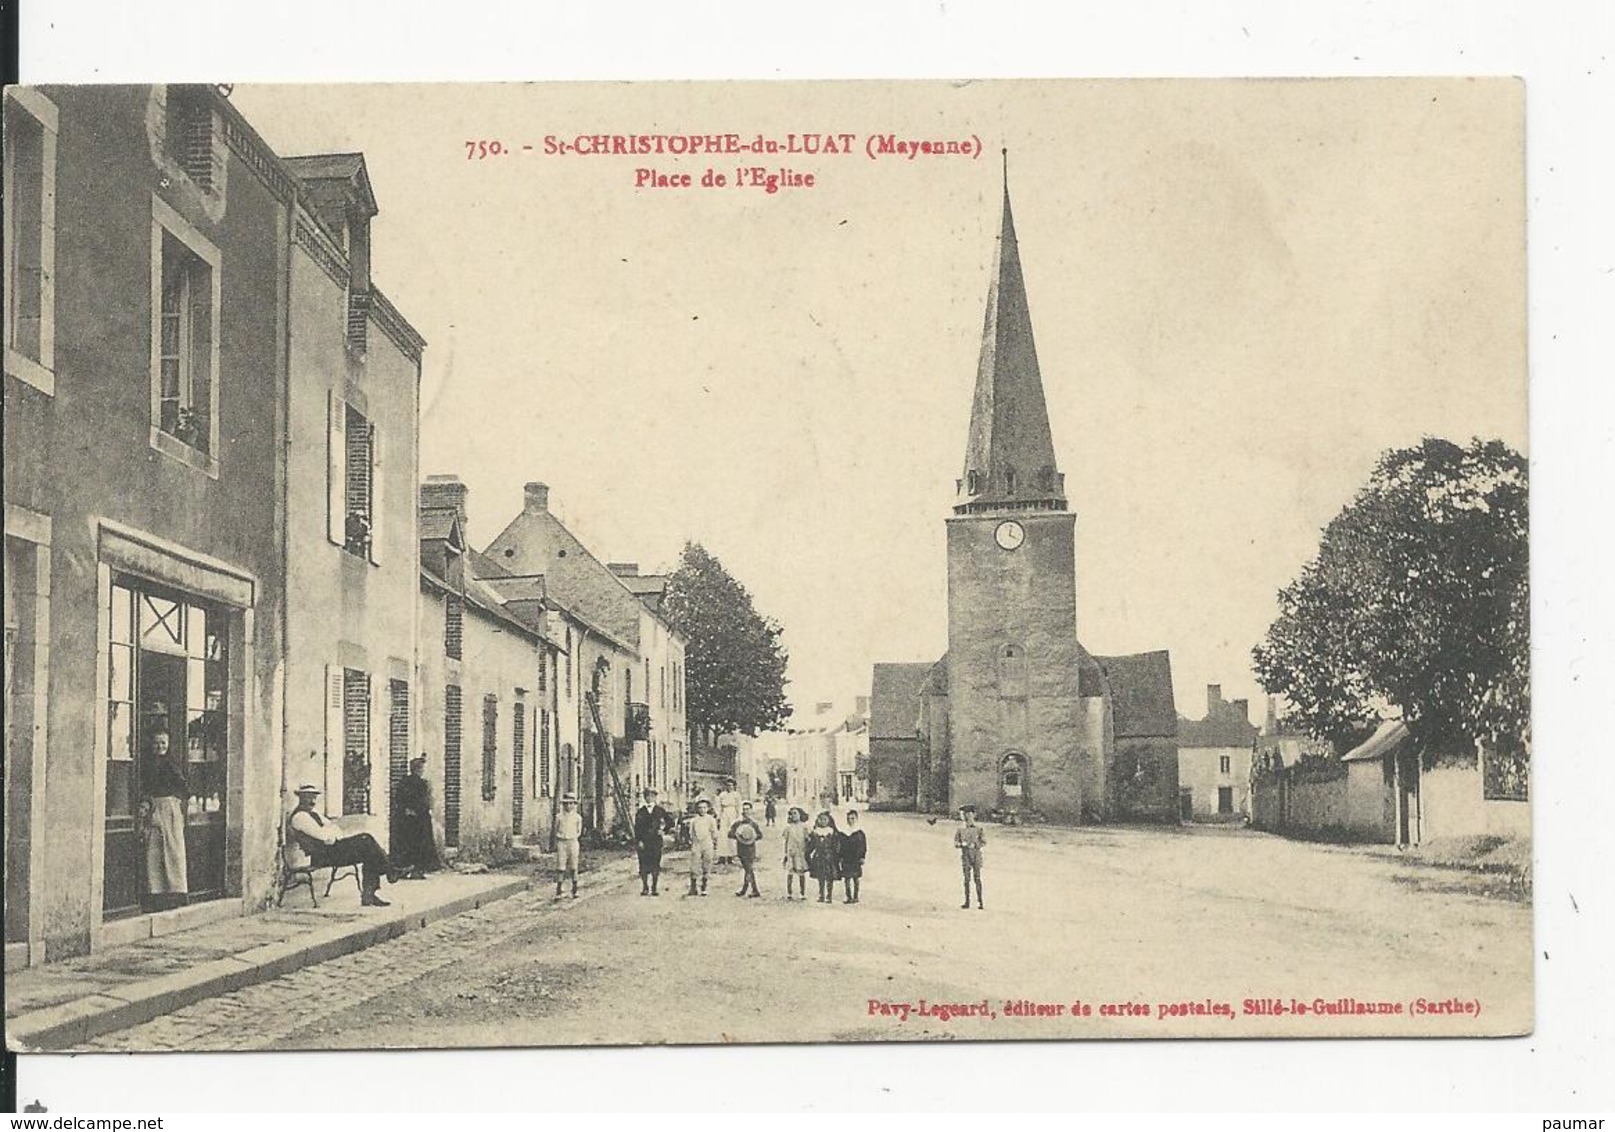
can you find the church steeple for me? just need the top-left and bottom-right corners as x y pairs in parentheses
(955, 154), (1066, 516)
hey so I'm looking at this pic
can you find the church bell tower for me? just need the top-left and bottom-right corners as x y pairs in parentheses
(944, 159), (1089, 822)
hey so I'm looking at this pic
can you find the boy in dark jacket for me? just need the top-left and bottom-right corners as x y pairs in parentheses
(838, 810), (867, 903)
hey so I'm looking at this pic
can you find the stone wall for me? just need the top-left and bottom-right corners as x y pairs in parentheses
(945, 511), (1087, 822)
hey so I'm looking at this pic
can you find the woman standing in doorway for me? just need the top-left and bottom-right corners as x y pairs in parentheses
(142, 730), (189, 911)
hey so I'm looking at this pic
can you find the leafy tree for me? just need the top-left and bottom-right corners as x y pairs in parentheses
(1253, 437), (1529, 763)
(663, 541), (792, 741)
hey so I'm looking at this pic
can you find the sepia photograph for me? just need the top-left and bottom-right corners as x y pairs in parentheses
(4, 74), (1533, 1058)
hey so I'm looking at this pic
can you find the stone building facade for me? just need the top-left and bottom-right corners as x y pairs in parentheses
(3, 85), (422, 966)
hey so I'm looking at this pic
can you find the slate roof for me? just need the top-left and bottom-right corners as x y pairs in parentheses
(283, 152), (366, 181)
(1093, 650), (1178, 738)
(1178, 712), (1259, 749)
(1342, 719), (1410, 763)
(870, 662), (937, 739)
(419, 506), (462, 544)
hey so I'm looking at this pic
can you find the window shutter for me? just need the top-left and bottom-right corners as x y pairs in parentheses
(323, 664), (344, 816)
(367, 423), (383, 565)
(327, 391), (346, 546)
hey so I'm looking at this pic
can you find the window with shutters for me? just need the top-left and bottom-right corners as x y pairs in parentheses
(341, 668), (372, 816)
(149, 199), (220, 474)
(538, 707), (552, 798)
(3, 88), (57, 395)
(511, 700), (526, 833)
(326, 393), (384, 564)
(444, 594), (464, 660)
(481, 694), (499, 802)
(443, 684), (462, 847)
(387, 678), (410, 791)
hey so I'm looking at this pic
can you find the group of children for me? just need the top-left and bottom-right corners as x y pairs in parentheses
(550, 790), (988, 910)
(778, 807), (867, 903)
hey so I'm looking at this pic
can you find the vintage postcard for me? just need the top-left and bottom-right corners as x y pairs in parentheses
(3, 78), (1529, 1052)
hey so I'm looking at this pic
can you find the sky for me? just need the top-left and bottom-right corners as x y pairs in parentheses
(234, 78), (1526, 724)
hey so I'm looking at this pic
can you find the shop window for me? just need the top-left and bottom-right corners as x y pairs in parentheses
(3, 88), (57, 395)
(327, 394), (384, 563)
(104, 581), (229, 916)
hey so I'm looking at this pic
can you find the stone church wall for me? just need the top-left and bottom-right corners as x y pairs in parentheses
(946, 513), (1088, 822)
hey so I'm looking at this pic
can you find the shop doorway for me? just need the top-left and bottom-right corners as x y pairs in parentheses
(102, 581), (229, 918)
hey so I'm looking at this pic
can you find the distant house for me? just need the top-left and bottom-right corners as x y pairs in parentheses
(868, 663), (932, 809)
(1176, 685), (1259, 821)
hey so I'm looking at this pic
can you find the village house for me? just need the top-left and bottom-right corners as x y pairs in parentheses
(282, 152), (425, 855)
(1176, 684), (1259, 821)
(483, 483), (686, 835)
(3, 85), (422, 967)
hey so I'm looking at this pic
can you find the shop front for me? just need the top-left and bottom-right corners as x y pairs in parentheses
(95, 527), (255, 927)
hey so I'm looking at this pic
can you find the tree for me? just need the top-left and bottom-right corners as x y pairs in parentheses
(663, 541), (792, 740)
(1252, 437), (1529, 763)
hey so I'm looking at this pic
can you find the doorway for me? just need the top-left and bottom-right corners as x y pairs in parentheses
(102, 581), (229, 918)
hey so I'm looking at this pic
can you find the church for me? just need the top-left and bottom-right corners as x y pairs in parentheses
(869, 171), (1180, 824)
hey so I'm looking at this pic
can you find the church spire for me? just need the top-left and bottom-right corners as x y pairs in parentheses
(955, 153), (1066, 515)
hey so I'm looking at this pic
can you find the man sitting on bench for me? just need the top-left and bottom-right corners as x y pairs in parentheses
(287, 784), (397, 907)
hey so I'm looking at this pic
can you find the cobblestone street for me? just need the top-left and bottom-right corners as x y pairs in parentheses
(81, 812), (1532, 1051)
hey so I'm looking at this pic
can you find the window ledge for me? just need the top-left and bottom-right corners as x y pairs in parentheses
(150, 426), (219, 478)
(5, 349), (55, 397)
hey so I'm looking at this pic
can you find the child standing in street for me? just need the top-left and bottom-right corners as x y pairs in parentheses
(553, 792), (583, 899)
(806, 810), (841, 904)
(954, 804), (985, 909)
(730, 801), (764, 897)
(838, 809), (867, 904)
(686, 798), (719, 896)
(781, 807), (810, 900)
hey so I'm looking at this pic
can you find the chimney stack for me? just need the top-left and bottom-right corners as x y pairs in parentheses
(421, 474), (469, 532)
(1232, 698), (1250, 723)
(524, 482), (550, 513)
(1206, 684), (1223, 719)
(1265, 696), (1279, 735)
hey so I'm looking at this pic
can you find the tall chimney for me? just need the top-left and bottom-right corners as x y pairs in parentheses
(1206, 684), (1223, 719)
(421, 474), (469, 531)
(1265, 695), (1279, 735)
(524, 482), (550, 513)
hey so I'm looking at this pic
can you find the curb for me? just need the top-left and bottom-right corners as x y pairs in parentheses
(8, 874), (531, 1051)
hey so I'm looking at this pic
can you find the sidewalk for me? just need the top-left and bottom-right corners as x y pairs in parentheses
(6, 867), (536, 1051)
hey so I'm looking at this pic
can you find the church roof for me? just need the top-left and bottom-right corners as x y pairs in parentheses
(956, 164), (1066, 514)
(870, 662), (936, 739)
(1094, 650), (1178, 738)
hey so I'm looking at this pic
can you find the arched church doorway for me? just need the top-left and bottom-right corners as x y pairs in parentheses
(1000, 752), (1028, 819)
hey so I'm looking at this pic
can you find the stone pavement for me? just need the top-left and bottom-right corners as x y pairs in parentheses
(6, 854), (640, 1051)
(78, 851), (651, 1052)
